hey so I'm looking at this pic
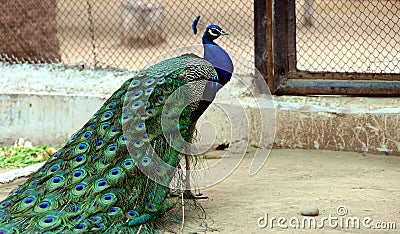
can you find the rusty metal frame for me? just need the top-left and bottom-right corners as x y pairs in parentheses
(255, 0), (275, 91)
(255, 0), (400, 96)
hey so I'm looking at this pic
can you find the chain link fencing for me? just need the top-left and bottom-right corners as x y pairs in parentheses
(295, 0), (400, 74)
(0, 0), (254, 72)
(1, 1), (398, 75)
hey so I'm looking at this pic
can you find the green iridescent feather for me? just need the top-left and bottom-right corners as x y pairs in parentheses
(0, 54), (218, 233)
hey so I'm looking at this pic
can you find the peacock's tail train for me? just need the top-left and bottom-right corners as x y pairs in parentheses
(0, 54), (218, 233)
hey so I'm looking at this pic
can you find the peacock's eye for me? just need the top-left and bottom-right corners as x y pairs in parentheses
(211, 29), (220, 34)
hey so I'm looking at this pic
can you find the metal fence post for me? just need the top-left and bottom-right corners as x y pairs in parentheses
(255, 0), (276, 92)
(254, 0), (267, 80)
(273, 0), (289, 93)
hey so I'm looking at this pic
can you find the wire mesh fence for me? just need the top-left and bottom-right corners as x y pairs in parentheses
(0, 0), (254, 72)
(1, 0), (399, 77)
(295, 0), (400, 74)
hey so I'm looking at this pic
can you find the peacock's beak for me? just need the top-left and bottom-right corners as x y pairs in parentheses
(220, 30), (230, 35)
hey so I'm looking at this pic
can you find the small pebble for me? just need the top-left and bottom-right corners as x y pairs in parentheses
(301, 206), (319, 216)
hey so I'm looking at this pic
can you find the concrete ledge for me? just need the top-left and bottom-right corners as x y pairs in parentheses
(273, 96), (399, 155)
(275, 107), (399, 156)
(1, 92), (399, 156)
(0, 93), (107, 146)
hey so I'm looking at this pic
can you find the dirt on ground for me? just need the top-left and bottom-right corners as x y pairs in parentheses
(1, 149), (399, 233)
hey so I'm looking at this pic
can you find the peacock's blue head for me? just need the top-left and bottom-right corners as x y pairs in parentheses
(191, 15), (233, 85)
(203, 25), (230, 42)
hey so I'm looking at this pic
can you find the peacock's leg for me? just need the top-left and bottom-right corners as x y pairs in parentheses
(183, 154), (208, 200)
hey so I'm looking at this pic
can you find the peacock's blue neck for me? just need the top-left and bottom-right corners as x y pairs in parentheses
(202, 36), (233, 86)
(193, 34), (234, 120)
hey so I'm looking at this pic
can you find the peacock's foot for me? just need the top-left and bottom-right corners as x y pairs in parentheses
(170, 191), (209, 199)
(185, 190), (208, 200)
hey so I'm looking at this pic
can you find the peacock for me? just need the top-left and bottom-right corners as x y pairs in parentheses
(0, 16), (233, 233)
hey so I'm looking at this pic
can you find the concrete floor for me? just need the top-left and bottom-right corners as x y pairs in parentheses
(1, 149), (399, 233)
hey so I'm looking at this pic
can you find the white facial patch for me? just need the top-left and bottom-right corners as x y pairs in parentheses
(208, 28), (219, 37)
